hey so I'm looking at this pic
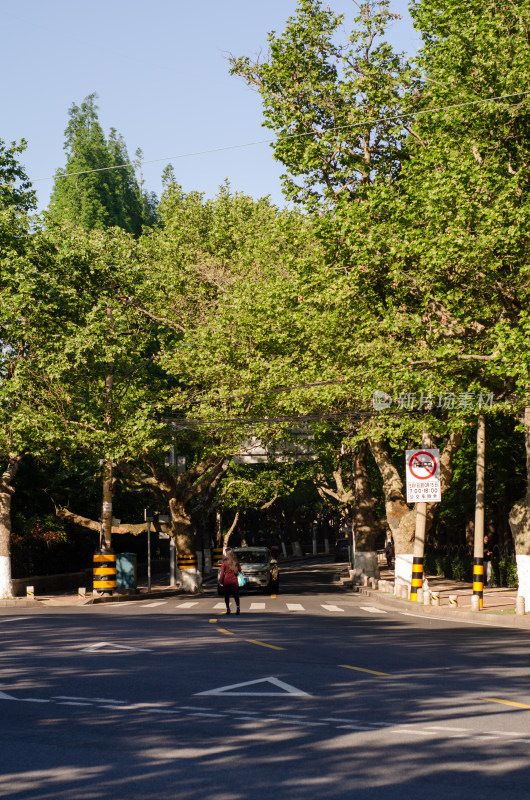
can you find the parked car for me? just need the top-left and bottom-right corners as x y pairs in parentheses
(218, 547), (279, 594)
(334, 537), (350, 562)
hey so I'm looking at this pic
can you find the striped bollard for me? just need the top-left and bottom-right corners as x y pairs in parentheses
(212, 547), (223, 570)
(410, 556), (424, 602)
(178, 553), (198, 571)
(178, 552), (202, 593)
(93, 549), (117, 594)
(473, 557), (484, 610)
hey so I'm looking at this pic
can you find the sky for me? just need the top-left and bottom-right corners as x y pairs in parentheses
(2, 0), (421, 212)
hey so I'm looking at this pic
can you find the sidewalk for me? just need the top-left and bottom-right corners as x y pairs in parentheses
(358, 566), (530, 629)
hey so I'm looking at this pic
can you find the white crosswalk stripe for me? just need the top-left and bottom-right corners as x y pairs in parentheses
(176, 602), (199, 609)
(249, 603), (266, 610)
(286, 603), (305, 611)
(141, 601), (168, 608)
(360, 606), (387, 614)
(321, 604), (345, 612)
(213, 602), (226, 609)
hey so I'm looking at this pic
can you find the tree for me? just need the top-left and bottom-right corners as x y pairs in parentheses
(48, 94), (156, 235)
(0, 139), (37, 596)
(0, 138), (36, 216)
(230, 0), (419, 209)
(7, 223), (171, 556)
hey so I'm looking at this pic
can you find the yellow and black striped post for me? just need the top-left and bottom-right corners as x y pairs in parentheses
(212, 547), (223, 569)
(178, 553), (198, 571)
(410, 557), (424, 602)
(473, 557), (484, 609)
(93, 549), (117, 593)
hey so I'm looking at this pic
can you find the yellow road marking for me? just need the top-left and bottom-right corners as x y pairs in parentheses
(216, 628), (235, 635)
(338, 664), (389, 677)
(245, 639), (285, 651)
(209, 619), (218, 623)
(483, 697), (530, 709)
(271, 595), (277, 599)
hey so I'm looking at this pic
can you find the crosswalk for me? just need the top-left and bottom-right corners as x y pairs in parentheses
(103, 600), (388, 616)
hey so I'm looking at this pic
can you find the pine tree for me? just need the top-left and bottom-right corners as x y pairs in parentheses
(48, 93), (156, 234)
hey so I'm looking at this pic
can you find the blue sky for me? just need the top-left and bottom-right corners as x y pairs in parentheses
(2, 1), (420, 211)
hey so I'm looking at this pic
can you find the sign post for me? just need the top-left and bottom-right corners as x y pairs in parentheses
(406, 448), (441, 601)
(144, 508), (154, 594)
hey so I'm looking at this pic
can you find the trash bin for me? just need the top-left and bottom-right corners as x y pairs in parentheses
(116, 553), (137, 592)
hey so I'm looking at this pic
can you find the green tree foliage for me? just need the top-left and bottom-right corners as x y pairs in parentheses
(0, 139), (38, 596)
(0, 138), (35, 217)
(230, 0), (419, 208)
(48, 94), (157, 235)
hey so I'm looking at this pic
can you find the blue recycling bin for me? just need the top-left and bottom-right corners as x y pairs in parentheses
(116, 553), (137, 592)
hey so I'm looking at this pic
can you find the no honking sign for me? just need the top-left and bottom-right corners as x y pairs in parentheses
(405, 449), (441, 503)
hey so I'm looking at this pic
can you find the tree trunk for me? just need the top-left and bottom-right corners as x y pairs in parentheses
(509, 407), (530, 602)
(370, 432), (462, 587)
(0, 455), (23, 599)
(369, 438), (413, 552)
(101, 459), (113, 549)
(351, 443), (381, 583)
(102, 303), (115, 550)
(223, 510), (240, 549)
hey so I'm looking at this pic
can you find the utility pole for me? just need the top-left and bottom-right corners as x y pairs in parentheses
(410, 431), (430, 601)
(473, 414), (486, 609)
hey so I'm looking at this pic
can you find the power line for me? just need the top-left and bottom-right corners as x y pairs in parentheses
(167, 407), (426, 428)
(33, 89), (530, 184)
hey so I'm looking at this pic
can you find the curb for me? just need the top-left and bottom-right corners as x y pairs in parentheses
(0, 599), (42, 608)
(355, 586), (530, 630)
(87, 587), (187, 605)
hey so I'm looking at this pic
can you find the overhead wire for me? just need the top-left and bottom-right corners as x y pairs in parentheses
(33, 89), (530, 183)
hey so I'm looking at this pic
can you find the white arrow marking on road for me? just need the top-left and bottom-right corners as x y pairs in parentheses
(195, 677), (311, 697)
(80, 642), (150, 653)
(360, 606), (388, 614)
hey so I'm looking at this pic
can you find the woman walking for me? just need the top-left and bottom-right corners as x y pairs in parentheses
(219, 548), (241, 615)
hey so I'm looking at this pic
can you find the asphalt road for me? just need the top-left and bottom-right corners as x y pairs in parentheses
(1, 559), (530, 799)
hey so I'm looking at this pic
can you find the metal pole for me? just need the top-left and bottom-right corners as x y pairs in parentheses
(169, 538), (176, 587)
(473, 414), (486, 609)
(147, 519), (152, 594)
(411, 502), (427, 601)
(411, 431), (430, 601)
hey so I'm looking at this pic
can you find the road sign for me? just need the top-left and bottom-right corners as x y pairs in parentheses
(405, 449), (441, 502)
